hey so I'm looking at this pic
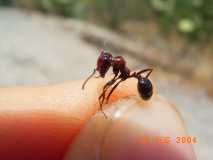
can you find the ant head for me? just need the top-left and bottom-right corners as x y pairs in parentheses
(97, 50), (113, 77)
(137, 76), (153, 100)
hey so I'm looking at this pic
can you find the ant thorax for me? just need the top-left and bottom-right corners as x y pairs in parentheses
(112, 56), (126, 75)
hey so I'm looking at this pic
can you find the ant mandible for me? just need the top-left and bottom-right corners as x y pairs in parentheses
(82, 50), (153, 118)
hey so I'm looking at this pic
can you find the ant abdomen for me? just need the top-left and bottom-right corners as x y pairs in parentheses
(137, 76), (153, 100)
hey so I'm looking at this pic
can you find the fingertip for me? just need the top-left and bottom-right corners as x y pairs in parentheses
(65, 96), (196, 160)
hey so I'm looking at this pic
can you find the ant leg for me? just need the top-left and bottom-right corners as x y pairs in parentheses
(98, 84), (114, 109)
(102, 110), (108, 119)
(105, 79), (124, 104)
(145, 69), (153, 78)
(100, 76), (120, 105)
(103, 75), (119, 91)
(98, 83), (115, 118)
(128, 68), (153, 79)
(98, 90), (108, 118)
(98, 76), (120, 108)
(99, 88), (108, 107)
(136, 68), (153, 76)
(98, 76), (121, 118)
(82, 68), (96, 89)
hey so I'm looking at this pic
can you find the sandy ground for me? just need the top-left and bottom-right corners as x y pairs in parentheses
(0, 8), (212, 159)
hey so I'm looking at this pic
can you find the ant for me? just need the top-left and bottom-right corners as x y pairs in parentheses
(82, 50), (153, 118)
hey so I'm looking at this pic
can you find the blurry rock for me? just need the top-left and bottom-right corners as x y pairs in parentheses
(192, 54), (213, 83)
(207, 80), (213, 98)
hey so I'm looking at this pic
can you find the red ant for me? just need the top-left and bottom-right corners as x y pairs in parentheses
(82, 50), (153, 118)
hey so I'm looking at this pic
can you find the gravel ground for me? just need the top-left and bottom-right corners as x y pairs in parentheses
(0, 8), (212, 159)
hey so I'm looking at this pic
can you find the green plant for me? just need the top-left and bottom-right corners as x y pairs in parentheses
(0, 0), (12, 5)
(1, 0), (213, 41)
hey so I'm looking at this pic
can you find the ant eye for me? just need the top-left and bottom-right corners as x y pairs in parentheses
(137, 77), (153, 100)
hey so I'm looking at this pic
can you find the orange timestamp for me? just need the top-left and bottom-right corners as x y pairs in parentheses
(137, 136), (197, 145)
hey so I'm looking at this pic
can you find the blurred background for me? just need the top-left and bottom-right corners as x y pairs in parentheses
(0, 0), (213, 159)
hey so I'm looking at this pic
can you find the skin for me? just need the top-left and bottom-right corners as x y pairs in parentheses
(0, 75), (196, 160)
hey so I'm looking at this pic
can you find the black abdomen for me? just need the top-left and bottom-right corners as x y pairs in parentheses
(137, 77), (153, 100)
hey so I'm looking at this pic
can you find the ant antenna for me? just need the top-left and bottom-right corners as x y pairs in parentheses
(82, 69), (96, 89)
